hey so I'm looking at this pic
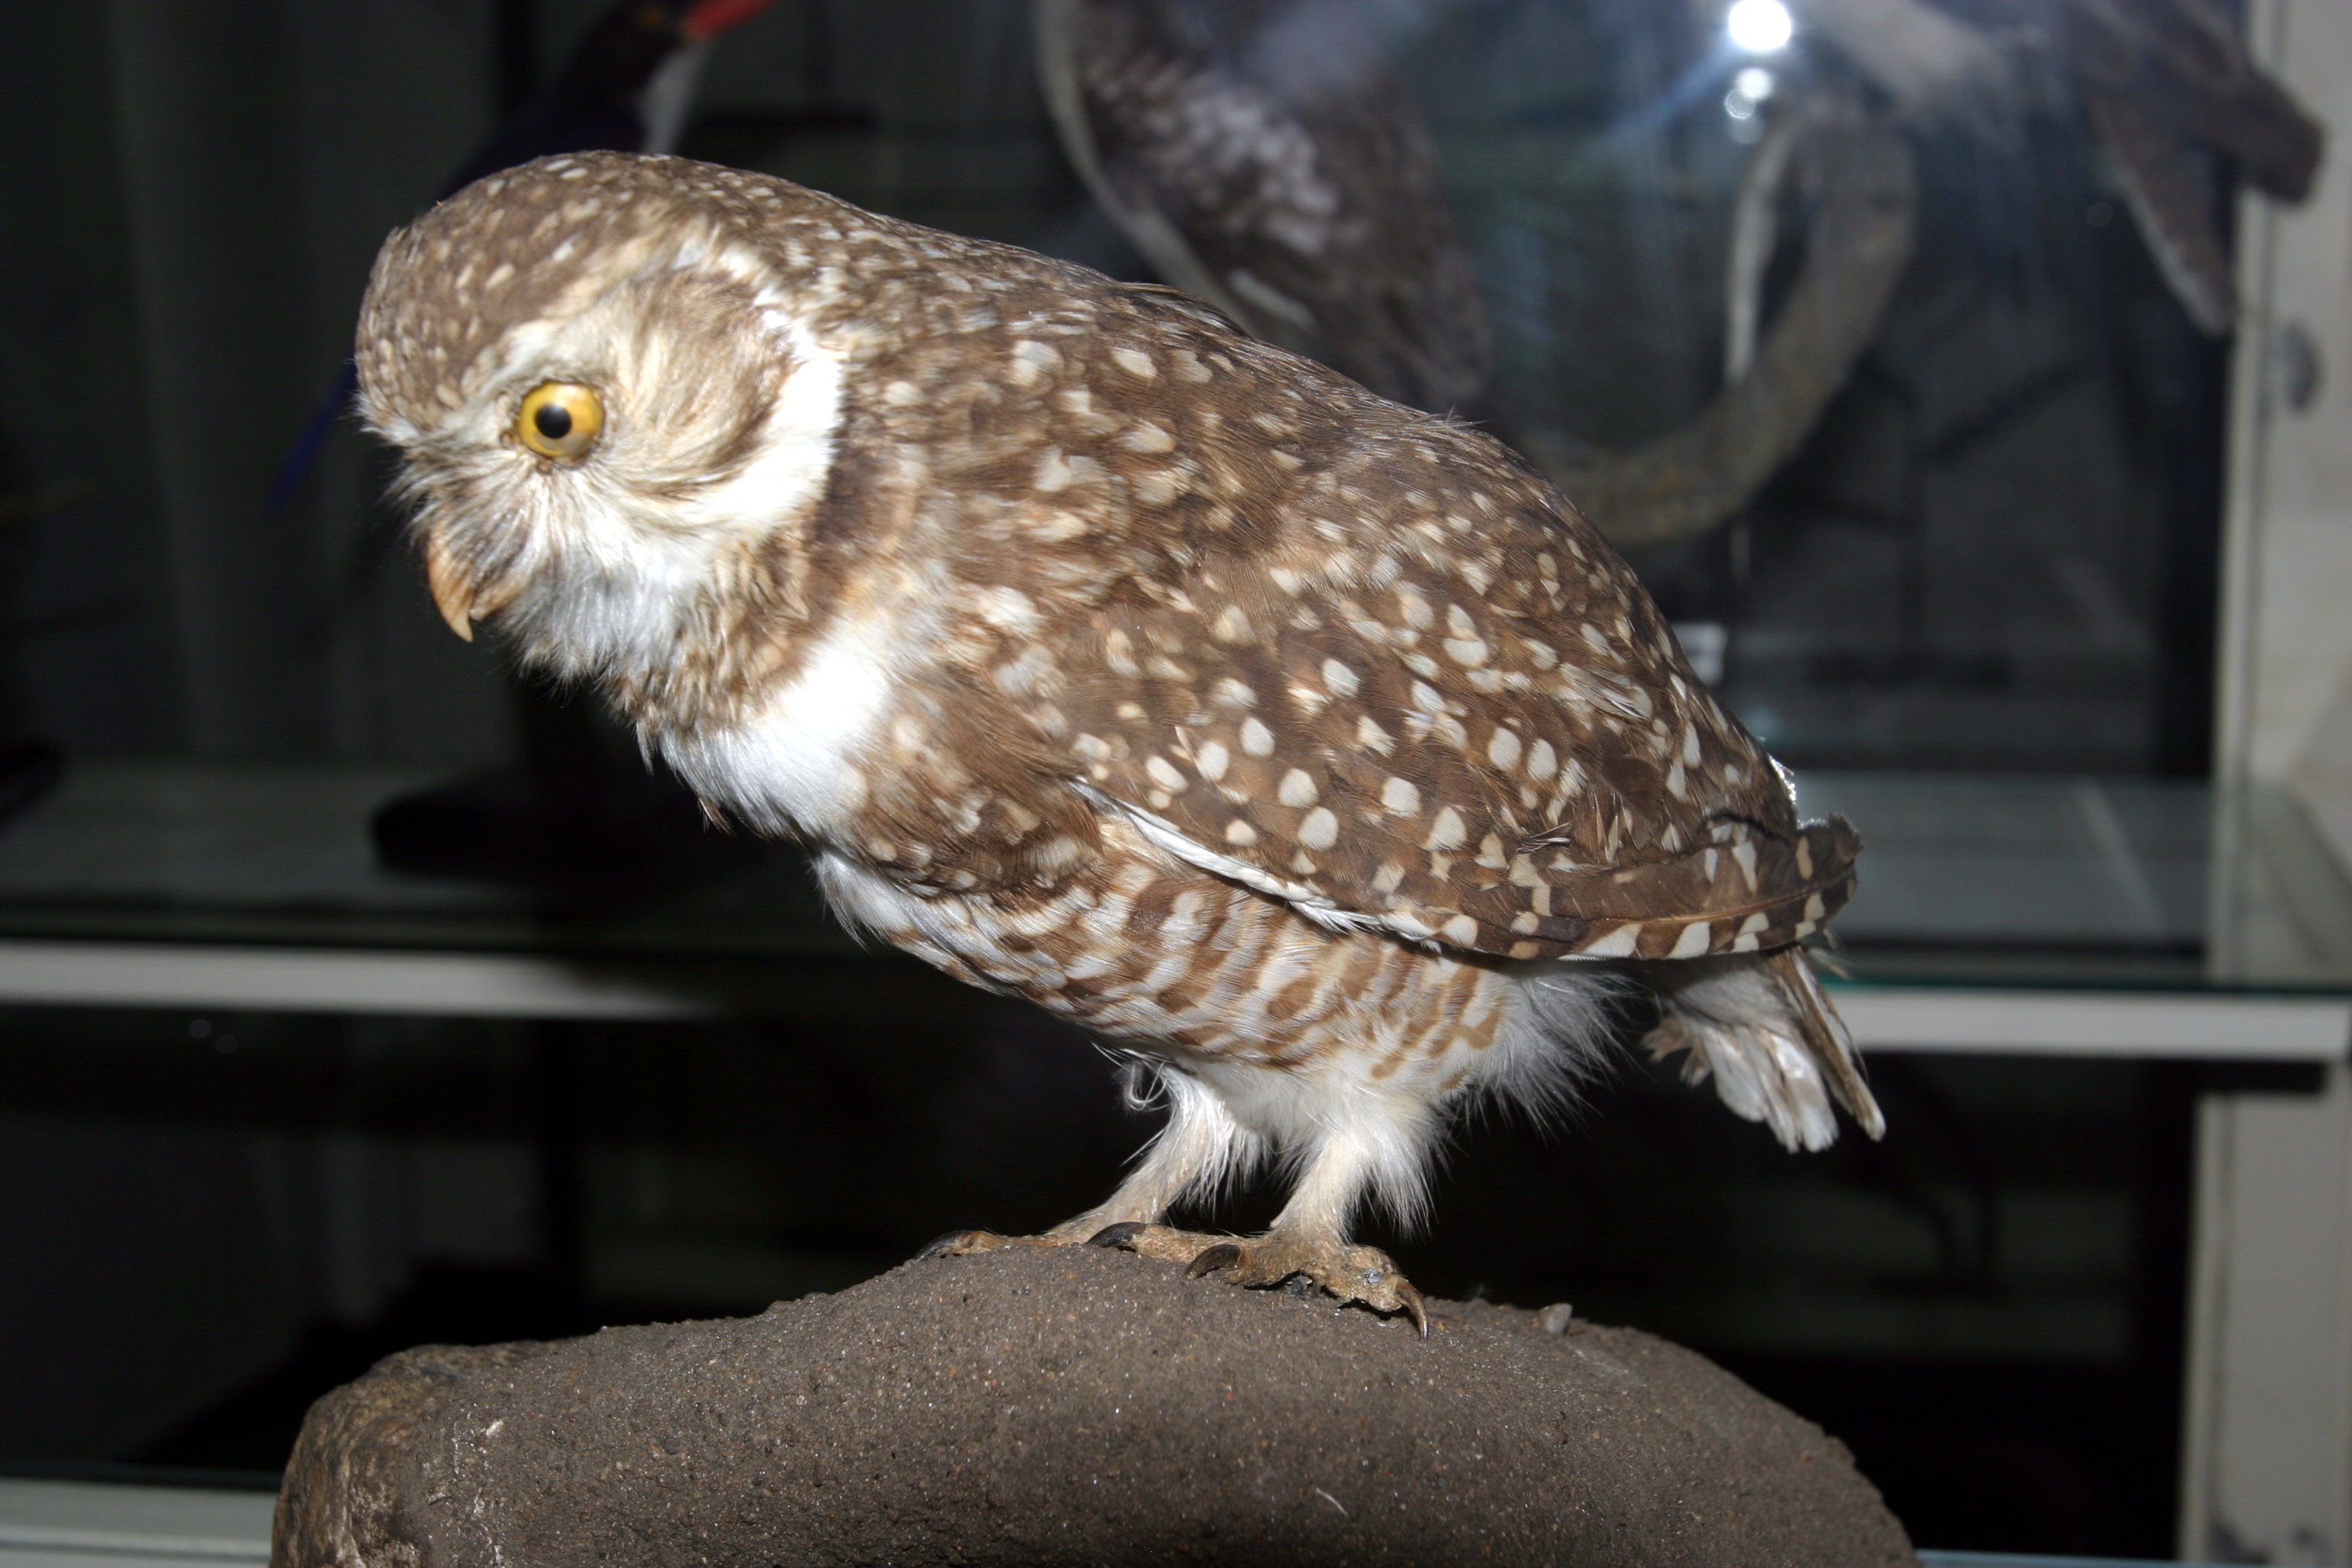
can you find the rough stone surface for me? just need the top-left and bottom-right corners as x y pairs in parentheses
(273, 1246), (1916, 1567)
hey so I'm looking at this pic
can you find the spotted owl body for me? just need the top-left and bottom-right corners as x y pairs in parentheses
(359, 152), (1879, 1275)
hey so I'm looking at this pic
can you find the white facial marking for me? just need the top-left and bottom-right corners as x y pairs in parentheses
(661, 318), (845, 536)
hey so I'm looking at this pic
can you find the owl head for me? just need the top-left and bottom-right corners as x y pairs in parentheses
(355, 153), (850, 684)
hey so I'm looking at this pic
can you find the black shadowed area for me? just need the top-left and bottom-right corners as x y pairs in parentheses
(273, 1244), (1916, 1567)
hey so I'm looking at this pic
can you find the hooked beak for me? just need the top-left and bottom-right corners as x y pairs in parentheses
(423, 537), (478, 642)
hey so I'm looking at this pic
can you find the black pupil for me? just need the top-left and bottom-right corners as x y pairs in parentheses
(534, 401), (573, 440)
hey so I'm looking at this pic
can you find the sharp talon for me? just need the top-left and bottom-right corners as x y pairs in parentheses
(1086, 1221), (1148, 1250)
(916, 1229), (984, 1260)
(1187, 1242), (1243, 1278)
(1398, 1281), (1429, 1339)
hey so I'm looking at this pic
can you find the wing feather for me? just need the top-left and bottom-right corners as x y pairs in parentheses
(1032, 421), (1858, 959)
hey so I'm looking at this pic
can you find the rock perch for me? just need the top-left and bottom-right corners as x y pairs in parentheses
(273, 1245), (1916, 1566)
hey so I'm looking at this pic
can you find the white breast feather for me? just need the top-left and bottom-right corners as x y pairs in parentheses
(660, 609), (902, 838)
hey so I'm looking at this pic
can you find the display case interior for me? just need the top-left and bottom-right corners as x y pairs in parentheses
(0, 0), (2326, 982)
(0, 1), (2342, 1560)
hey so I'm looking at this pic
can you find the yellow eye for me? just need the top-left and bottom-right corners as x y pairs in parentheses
(514, 381), (605, 460)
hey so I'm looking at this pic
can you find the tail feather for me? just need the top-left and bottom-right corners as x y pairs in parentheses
(1643, 948), (1884, 1152)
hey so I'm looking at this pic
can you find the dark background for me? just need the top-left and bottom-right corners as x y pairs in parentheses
(0, 986), (2214, 1557)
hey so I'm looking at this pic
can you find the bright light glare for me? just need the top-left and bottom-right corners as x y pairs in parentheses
(1726, 0), (1793, 52)
(1734, 66), (1775, 100)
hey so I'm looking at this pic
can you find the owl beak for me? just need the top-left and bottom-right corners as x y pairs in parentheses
(423, 539), (478, 642)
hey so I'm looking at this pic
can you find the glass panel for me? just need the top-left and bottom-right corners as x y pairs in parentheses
(2, 0), (2314, 985)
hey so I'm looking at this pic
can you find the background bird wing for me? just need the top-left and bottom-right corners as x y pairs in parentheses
(1033, 426), (1857, 962)
(1040, 0), (1492, 414)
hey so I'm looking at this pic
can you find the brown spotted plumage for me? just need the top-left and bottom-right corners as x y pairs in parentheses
(356, 151), (1880, 1328)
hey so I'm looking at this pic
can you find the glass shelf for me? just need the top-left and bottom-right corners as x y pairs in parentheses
(0, 760), (2341, 1011)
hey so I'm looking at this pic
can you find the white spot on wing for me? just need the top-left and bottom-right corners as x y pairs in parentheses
(1580, 925), (1641, 958)
(1072, 782), (1380, 934)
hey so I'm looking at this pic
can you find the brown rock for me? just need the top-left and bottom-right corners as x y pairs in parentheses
(273, 1245), (1916, 1567)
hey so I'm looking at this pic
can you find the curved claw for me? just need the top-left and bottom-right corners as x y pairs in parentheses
(915, 1228), (1001, 1261)
(1086, 1220), (1149, 1250)
(1395, 1279), (1429, 1339)
(1187, 1241), (1244, 1278)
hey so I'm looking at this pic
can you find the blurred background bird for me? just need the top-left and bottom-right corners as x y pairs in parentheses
(1037, 0), (1494, 421)
(1037, 0), (2319, 556)
(1035, 0), (1914, 554)
(1790, 0), (2322, 337)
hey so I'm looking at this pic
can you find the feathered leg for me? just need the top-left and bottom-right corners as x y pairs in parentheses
(926, 1053), (1437, 1331)
(1048, 1064), (1265, 1236)
(1076, 1063), (1436, 1332)
(917, 1061), (1255, 1253)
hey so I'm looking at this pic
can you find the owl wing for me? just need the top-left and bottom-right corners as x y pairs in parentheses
(1043, 423), (1857, 964)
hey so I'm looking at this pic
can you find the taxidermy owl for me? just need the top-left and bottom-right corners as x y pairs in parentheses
(358, 152), (1880, 1329)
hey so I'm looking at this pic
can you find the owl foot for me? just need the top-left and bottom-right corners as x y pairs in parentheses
(913, 1220), (1152, 1260)
(914, 1223), (1124, 1259)
(914, 1227), (1013, 1259)
(1087, 1222), (1428, 1337)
